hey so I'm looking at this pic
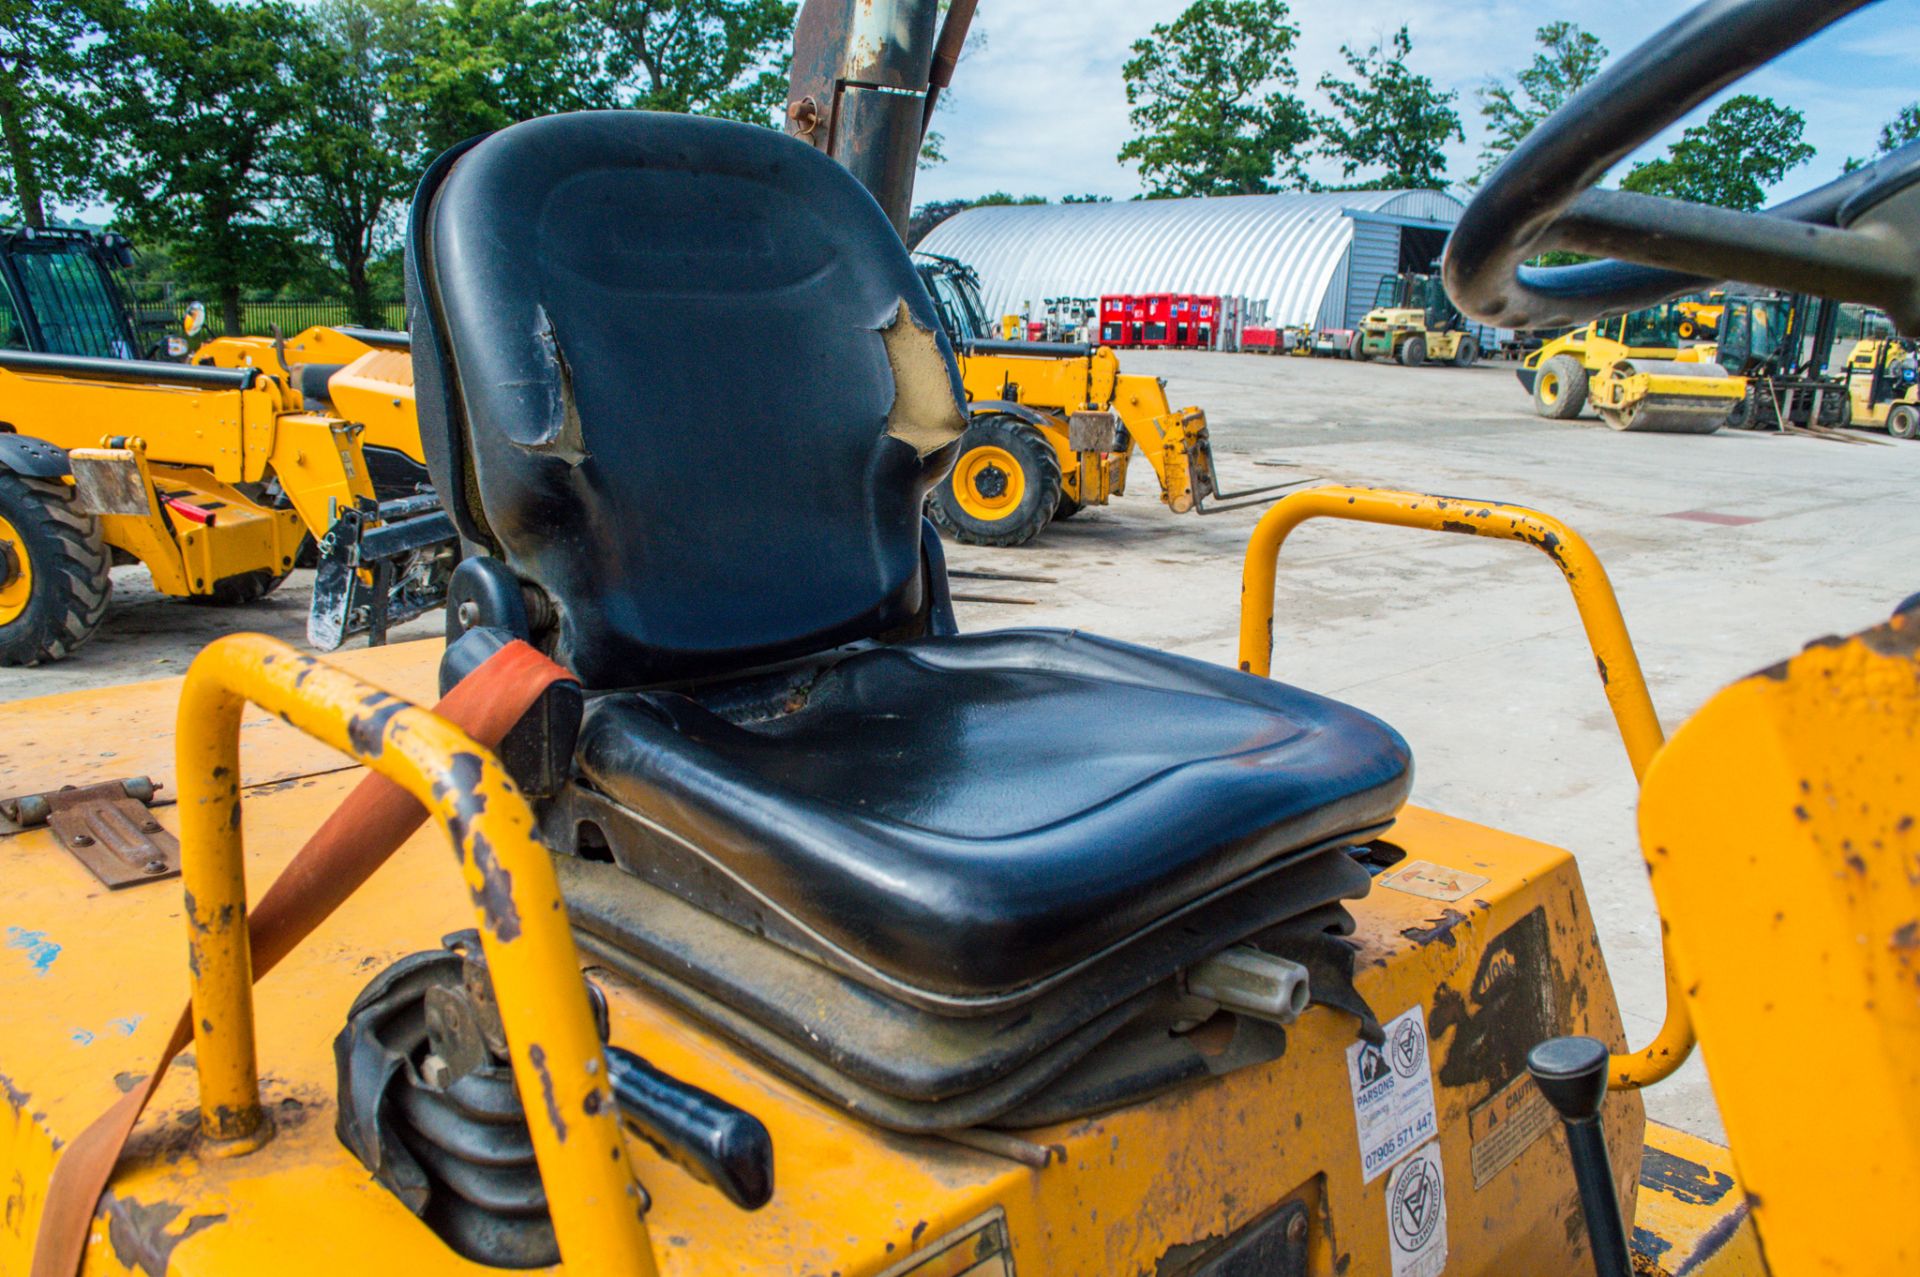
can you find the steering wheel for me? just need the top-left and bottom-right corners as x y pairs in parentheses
(1444, 0), (1920, 334)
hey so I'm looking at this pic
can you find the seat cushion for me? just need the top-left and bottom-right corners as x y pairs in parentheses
(576, 629), (1411, 999)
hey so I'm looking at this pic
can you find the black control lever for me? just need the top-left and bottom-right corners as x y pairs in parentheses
(1528, 1037), (1632, 1277)
(605, 1045), (774, 1210)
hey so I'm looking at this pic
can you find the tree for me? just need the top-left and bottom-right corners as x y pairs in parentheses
(281, 0), (428, 325)
(1621, 94), (1814, 211)
(1477, 21), (1606, 181)
(585, 0), (795, 124)
(90, 0), (312, 334)
(1314, 26), (1460, 191)
(0, 1), (116, 228)
(1844, 102), (1920, 173)
(399, 0), (607, 155)
(1117, 0), (1312, 197)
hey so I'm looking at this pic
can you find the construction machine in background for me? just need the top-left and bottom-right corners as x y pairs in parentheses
(1674, 289), (1726, 339)
(912, 251), (1289, 545)
(0, 226), (453, 665)
(1714, 292), (1854, 431)
(6, 4), (1920, 1277)
(1517, 301), (1744, 431)
(1839, 334), (1919, 437)
(1352, 270), (1480, 366)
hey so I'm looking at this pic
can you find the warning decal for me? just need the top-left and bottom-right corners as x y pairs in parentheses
(1347, 1004), (1438, 1183)
(1468, 1072), (1555, 1188)
(1385, 1141), (1448, 1277)
(1377, 859), (1491, 902)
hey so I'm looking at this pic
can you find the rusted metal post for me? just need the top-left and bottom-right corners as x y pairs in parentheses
(1236, 485), (1694, 1089)
(786, 0), (943, 237)
(175, 634), (658, 1272)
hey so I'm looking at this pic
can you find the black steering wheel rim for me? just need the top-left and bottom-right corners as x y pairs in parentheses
(1444, 0), (1920, 333)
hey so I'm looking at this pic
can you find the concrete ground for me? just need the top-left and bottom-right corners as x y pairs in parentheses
(7, 350), (1919, 1143)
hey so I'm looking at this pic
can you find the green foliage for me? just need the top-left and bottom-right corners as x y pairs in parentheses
(88, 0), (315, 333)
(281, 0), (430, 325)
(1314, 26), (1460, 191)
(1477, 21), (1607, 182)
(584, 0), (795, 124)
(397, 0), (605, 155)
(1117, 0), (1312, 197)
(1843, 102), (1920, 173)
(0, 0), (116, 228)
(1620, 94), (1815, 211)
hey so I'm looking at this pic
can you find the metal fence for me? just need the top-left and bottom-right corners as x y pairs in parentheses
(129, 291), (406, 340)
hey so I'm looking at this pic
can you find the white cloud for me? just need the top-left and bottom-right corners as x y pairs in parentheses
(917, 0), (1916, 205)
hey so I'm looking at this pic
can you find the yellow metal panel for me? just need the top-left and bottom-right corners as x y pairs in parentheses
(0, 369), (271, 486)
(325, 349), (422, 462)
(1640, 612), (1920, 1275)
(0, 629), (1648, 1277)
(265, 414), (377, 541)
(1632, 1123), (1766, 1277)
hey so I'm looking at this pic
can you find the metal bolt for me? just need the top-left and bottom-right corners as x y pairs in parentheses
(143, 859), (167, 874)
(1286, 1213), (1307, 1245)
(420, 1053), (451, 1090)
(143, 820), (162, 832)
(456, 600), (479, 628)
(70, 833), (94, 847)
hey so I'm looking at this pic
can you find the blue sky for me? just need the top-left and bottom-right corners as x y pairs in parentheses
(916, 1), (1917, 205)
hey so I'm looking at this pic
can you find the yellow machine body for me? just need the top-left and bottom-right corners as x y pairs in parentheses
(954, 345), (1210, 513)
(0, 633), (1761, 1277)
(1356, 307), (1471, 363)
(1840, 336), (1920, 436)
(1674, 293), (1726, 340)
(1520, 311), (1738, 431)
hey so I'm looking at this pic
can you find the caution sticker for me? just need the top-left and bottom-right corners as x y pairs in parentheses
(1468, 1072), (1555, 1188)
(1385, 1141), (1448, 1277)
(1378, 859), (1491, 902)
(1347, 1004), (1438, 1183)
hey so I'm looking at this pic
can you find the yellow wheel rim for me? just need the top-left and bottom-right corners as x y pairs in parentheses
(0, 513), (32, 626)
(1540, 372), (1560, 404)
(953, 445), (1026, 522)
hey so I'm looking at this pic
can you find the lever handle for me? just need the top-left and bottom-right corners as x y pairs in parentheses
(605, 1045), (774, 1210)
(1528, 1036), (1632, 1277)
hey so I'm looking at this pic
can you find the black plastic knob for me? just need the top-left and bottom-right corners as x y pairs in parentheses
(1527, 1035), (1610, 1123)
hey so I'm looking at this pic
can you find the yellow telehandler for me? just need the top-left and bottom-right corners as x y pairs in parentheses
(0, 228), (453, 665)
(913, 253), (1288, 546)
(3, 3), (1917, 1277)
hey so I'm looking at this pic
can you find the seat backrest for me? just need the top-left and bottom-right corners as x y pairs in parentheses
(407, 111), (966, 689)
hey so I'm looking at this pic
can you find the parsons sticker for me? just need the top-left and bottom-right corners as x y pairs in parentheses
(1385, 1141), (1448, 1277)
(1347, 1004), (1439, 1183)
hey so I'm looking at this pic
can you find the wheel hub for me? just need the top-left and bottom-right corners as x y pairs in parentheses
(974, 464), (1008, 500)
(0, 515), (31, 626)
(952, 444), (1027, 521)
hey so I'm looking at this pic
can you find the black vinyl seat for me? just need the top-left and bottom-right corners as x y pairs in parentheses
(578, 628), (1409, 1000)
(407, 110), (1411, 1012)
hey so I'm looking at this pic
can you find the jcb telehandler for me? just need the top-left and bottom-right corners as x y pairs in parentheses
(912, 253), (1285, 545)
(1351, 271), (1480, 367)
(0, 228), (454, 665)
(3, 3), (1918, 1276)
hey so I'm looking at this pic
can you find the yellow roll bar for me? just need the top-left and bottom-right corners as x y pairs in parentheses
(1237, 486), (1692, 1090)
(175, 633), (658, 1274)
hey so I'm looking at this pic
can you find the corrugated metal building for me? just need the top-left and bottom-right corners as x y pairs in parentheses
(914, 189), (1466, 332)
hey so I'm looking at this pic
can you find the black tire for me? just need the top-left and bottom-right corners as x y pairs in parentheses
(1054, 493), (1083, 521)
(185, 565), (295, 606)
(1452, 336), (1479, 367)
(1399, 335), (1427, 367)
(0, 473), (112, 666)
(1889, 404), (1918, 439)
(1533, 354), (1589, 419)
(1349, 333), (1372, 362)
(927, 415), (1062, 547)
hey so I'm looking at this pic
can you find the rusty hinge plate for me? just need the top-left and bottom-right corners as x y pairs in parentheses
(0, 777), (178, 888)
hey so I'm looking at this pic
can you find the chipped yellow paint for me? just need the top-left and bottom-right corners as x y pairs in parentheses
(1237, 485), (1694, 1091)
(1632, 1123), (1765, 1276)
(1, 635), (1655, 1274)
(880, 300), (968, 457)
(169, 636), (655, 1272)
(1641, 612), (1920, 1274)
